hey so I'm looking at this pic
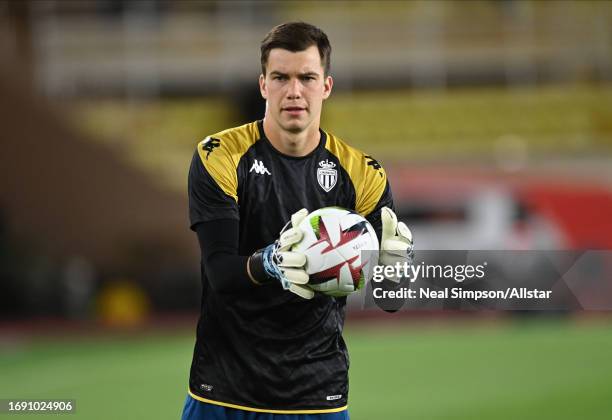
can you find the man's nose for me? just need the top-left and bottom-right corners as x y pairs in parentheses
(286, 78), (302, 99)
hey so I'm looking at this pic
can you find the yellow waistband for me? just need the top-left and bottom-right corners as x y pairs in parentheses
(188, 389), (348, 414)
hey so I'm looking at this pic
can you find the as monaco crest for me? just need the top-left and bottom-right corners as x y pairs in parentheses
(317, 159), (337, 192)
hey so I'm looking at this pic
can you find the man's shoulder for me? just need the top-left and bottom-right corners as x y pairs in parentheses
(196, 121), (261, 160)
(324, 130), (385, 177)
(324, 130), (362, 158)
(191, 122), (261, 200)
(324, 129), (388, 217)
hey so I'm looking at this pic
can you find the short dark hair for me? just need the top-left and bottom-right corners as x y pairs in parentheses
(260, 22), (331, 76)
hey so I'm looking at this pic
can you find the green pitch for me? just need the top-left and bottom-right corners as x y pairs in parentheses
(1, 319), (611, 419)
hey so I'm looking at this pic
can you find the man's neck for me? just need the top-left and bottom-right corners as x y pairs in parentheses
(262, 118), (320, 157)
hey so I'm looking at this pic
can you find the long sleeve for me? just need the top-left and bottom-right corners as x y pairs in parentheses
(194, 219), (255, 293)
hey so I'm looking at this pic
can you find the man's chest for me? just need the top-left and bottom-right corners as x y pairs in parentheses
(238, 152), (355, 212)
(236, 150), (357, 248)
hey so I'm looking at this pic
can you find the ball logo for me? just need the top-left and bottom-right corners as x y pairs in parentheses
(317, 159), (337, 192)
(352, 238), (369, 251)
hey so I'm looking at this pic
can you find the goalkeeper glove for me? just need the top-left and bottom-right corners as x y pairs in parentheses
(380, 207), (414, 282)
(248, 209), (314, 299)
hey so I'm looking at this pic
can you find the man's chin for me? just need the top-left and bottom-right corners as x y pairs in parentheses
(281, 121), (306, 134)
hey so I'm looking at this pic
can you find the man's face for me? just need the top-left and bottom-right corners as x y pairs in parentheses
(259, 46), (333, 134)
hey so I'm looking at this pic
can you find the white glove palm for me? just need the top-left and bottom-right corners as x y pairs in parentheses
(380, 207), (414, 282)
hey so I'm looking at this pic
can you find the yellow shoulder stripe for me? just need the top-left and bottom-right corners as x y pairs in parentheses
(196, 121), (260, 202)
(188, 389), (348, 414)
(324, 132), (387, 216)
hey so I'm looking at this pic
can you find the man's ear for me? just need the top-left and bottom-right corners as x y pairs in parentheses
(259, 74), (267, 99)
(323, 75), (333, 100)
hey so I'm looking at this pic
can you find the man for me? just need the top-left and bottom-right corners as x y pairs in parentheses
(183, 22), (412, 420)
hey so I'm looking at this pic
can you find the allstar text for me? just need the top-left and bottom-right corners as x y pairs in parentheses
(373, 287), (552, 301)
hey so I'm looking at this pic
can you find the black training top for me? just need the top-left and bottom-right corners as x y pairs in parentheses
(187, 120), (394, 413)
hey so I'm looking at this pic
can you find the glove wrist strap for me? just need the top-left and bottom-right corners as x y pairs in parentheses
(248, 244), (278, 285)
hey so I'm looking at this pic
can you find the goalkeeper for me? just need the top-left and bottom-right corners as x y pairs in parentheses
(182, 22), (413, 420)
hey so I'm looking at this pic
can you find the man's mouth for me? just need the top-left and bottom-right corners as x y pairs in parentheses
(282, 106), (306, 113)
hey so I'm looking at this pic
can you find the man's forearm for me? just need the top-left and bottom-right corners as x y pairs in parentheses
(195, 220), (264, 293)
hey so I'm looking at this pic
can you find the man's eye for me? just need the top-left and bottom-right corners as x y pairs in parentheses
(273, 76), (287, 81)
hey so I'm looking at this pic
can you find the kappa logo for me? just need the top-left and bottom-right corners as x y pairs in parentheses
(201, 137), (221, 160)
(249, 159), (271, 175)
(365, 155), (383, 177)
(317, 159), (337, 192)
(199, 383), (214, 392)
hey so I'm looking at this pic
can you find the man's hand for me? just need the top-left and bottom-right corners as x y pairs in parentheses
(248, 209), (314, 299)
(380, 207), (414, 282)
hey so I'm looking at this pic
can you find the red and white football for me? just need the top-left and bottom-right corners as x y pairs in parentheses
(292, 207), (379, 297)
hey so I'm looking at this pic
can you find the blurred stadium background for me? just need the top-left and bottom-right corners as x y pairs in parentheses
(1, 1), (612, 419)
